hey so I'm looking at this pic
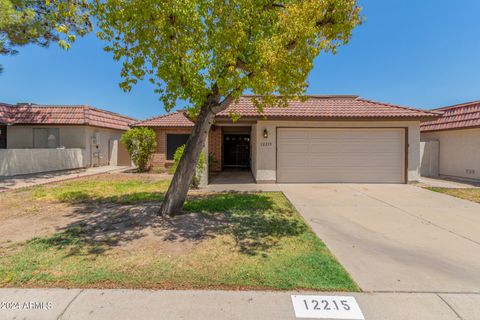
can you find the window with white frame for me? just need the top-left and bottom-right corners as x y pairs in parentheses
(33, 128), (60, 148)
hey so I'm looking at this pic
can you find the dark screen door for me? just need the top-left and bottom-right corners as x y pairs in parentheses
(223, 134), (250, 168)
(0, 126), (6, 149)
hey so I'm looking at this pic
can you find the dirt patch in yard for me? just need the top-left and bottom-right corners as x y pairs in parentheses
(0, 187), (79, 246)
(0, 204), (76, 246)
(65, 202), (228, 256)
(0, 198), (227, 257)
(0, 172), (173, 246)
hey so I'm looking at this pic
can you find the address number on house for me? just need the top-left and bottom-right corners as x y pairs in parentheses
(291, 295), (364, 319)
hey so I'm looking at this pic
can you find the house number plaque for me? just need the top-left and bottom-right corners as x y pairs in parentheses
(291, 295), (364, 319)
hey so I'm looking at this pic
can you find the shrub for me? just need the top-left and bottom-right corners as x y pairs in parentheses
(121, 127), (157, 172)
(170, 144), (205, 188)
(208, 152), (218, 172)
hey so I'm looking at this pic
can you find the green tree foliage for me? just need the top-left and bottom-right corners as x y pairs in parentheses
(93, 0), (362, 214)
(94, 0), (361, 112)
(170, 144), (206, 189)
(120, 127), (157, 172)
(0, 0), (92, 72)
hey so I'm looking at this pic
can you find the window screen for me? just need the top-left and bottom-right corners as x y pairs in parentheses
(166, 134), (190, 160)
(33, 128), (60, 148)
(0, 126), (6, 149)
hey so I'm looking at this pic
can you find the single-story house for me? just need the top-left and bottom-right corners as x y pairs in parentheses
(0, 102), (136, 177)
(133, 95), (439, 184)
(421, 100), (480, 181)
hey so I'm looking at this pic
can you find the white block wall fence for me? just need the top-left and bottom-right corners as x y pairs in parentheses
(0, 149), (87, 177)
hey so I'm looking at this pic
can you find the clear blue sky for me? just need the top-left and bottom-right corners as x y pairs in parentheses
(1, 0), (479, 120)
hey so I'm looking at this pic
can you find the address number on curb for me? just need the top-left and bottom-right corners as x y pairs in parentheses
(291, 295), (364, 319)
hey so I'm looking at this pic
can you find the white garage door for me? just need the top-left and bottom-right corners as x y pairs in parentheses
(277, 128), (405, 183)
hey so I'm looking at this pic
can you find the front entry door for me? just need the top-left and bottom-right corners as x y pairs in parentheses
(0, 126), (6, 149)
(223, 134), (250, 168)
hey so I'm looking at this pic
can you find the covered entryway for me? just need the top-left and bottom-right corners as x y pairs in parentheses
(0, 125), (6, 149)
(223, 133), (250, 169)
(277, 128), (405, 183)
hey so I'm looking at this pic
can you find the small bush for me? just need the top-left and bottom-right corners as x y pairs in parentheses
(208, 152), (218, 172)
(170, 144), (205, 188)
(121, 127), (157, 172)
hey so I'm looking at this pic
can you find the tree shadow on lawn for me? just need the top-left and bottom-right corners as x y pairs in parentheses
(184, 193), (307, 255)
(36, 192), (306, 257)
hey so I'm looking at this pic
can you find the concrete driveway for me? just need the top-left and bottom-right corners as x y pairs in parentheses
(279, 184), (480, 293)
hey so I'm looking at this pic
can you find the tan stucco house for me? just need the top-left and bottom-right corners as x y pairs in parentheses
(0, 103), (136, 177)
(133, 95), (438, 184)
(421, 100), (480, 181)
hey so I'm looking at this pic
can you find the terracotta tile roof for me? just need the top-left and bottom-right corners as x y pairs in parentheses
(0, 103), (13, 124)
(217, 95), (439, 119)
(84, 107), (137, 130)
(0, 103), (136, 130)
(132, 111), (194, 127)
(133, 95), (438, 127)
(421, 100), (480, 132)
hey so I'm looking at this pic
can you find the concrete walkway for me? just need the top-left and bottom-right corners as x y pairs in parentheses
(418, 176), (480, 189)
(280, 184), (480, 293)
(206, 170), (281, 192)
(0, 166), (132, 192)
(1, 288), (478, 320)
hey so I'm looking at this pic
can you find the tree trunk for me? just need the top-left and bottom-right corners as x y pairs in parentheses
(159, 105), (216, 216)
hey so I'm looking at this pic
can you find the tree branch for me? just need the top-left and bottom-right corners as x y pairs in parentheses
(209, 10), (337, 114)
(263, 3), (286, 10)
(210, 71), (253, 114)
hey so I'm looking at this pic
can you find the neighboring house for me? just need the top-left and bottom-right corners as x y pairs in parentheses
(421, 100), (480, 181)
(133, 95), (438, 184)
(0, 103), (136, 177)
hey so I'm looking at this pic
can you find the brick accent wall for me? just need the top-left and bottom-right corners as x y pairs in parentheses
(151, 127), (192, 168)
(208, 126), (222, 172)
(151, 126), (223, 172)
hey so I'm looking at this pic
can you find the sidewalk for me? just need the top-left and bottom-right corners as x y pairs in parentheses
(0, 166), (132, 192)
(0, 288), (478, 320)
(418, 176), (480, 189)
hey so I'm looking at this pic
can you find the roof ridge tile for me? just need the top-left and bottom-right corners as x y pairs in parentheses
(357, 98), (441, 116)
(433, 100), (480, 111)
(0, 103), (135, 130)
(421, 100), (480, 132)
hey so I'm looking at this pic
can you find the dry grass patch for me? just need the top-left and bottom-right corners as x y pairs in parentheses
(0, 173), (357, 291)
(426, 187), (480, 204)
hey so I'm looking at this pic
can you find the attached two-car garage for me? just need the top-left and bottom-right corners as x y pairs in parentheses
(277, 128), (406, 183)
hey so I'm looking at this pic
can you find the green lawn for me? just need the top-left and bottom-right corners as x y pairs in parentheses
(426, 187), (480, 204)
(0, 174), (357, 291)
(30, 177), (171, 204)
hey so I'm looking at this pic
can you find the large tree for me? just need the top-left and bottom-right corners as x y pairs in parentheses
(100, 0), (361, 215)
(0, 0), (92, 72)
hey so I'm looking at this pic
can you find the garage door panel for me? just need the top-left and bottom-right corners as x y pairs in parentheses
(277, 142), (310, 153)
(307, 158), (401, 168)
(308, 130), (400, 138)
(279, 172), (402, 183)
(278, 154), (310, 167)
(278, 130), (309, 139)
(307, 143), (401, 153)
(277, 128), (404, 183)
(279, 166), (402, 173)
